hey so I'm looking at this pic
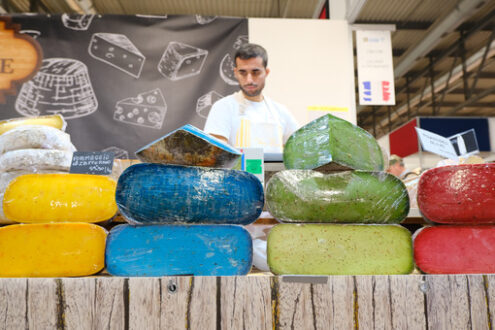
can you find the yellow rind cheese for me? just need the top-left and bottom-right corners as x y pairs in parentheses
(3, 173), (117, 223)
(0, 114), (66, 135)
(0, 223), (106, 277)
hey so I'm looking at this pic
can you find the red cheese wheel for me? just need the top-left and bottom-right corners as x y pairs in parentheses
(417, 163), (495, 224)
(414, 226), (495, 274)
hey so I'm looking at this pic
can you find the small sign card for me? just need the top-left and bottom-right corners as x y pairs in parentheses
(70, 151), (114, 175)
(415, 127), (479, 159)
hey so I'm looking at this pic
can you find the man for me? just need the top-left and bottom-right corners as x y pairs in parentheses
(204, 43), (299, 153)
(387, 154), (407, 178)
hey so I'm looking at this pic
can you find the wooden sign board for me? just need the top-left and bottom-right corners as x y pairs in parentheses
(0, 17), (42, 103)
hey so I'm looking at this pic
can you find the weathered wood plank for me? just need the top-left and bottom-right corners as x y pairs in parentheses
(277, 278), (316, 329)
(467, 275), (490, 330)
(389, 275), (426, 330)
(27, 278), (58, 329)
(0, 278), (27, 329)
(129, 277), (161, 329)
(373, 276), (393, 330)
(94, 277), (126, 330)
(325, 276), (354, 329)
(220, 276), (272, 329)
(187, 276), (217, 329)
(355, 275), (374, 329)
(426, 275), (470, 330)
(160, 277), (191, 329)
(63, 277), (96, 330)
(485, 275), (495, 329)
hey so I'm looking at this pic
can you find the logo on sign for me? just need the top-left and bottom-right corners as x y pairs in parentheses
(0, 17), (42, 103)
(362, 81), (372, 102)
(382, 81), (391, 101)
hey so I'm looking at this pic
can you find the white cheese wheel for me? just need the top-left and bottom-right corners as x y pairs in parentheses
(0, 149), (73, 172)
(0, 125), (76, 155)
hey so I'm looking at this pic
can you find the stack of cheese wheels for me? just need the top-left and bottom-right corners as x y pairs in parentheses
(0, 115), (115, 277)
(265, 114), (414, 275)
(107, 124), (262, 276)
(415, 163), (495, 273)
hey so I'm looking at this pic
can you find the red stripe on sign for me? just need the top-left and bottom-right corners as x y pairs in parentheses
(389, 118), (418, 157)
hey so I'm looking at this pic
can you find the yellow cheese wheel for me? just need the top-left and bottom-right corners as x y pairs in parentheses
(0, 114), (66, 135)
(3, 173), (117, 223)
(0, 223), (106, 277)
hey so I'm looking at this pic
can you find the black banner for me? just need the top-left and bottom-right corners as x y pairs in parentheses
(2, 14), (247, 158)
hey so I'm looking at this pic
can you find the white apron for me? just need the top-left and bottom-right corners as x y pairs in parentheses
(233, 91), (284, 154)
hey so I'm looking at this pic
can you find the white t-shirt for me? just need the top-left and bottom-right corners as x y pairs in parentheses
(204, 92), (299, 153)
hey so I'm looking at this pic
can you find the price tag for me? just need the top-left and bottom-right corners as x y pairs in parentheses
(70, 151), (114, 175)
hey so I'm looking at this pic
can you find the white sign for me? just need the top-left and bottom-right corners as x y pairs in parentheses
(415, 127), (479, 159)
(356, 30), (395, 105)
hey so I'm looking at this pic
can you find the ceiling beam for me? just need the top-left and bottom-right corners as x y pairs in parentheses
(394, 0), (488, 78)
(346, 0), (367, 23)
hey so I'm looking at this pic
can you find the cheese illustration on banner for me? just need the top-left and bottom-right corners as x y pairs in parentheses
(115, 163), (263, 225)
(0, 114), (66, 135)
(414, 226), (495, 274)
(89, 32), (145, 78)
(106, 224), (252, 276)
(61, 14), (94, 31)
(158, 41), (208, 81)
(114, 88), (167, 129)
(283, 113), (384, 172)
(417, 163), (495, 224)
(0, 223), (106, 277)
(15, 58), (98, 119)
(136, 124), (241, 168)
(3, 173), (117, 223)
(0, 125), (75, 155)
(267, 224), (413, 275)
(266, 170), (409, 224)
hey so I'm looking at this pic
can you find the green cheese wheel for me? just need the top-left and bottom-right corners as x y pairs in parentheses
(267, 224), (414, 275)
(283, 114), (384, 171)
(266, 170), (409, 224)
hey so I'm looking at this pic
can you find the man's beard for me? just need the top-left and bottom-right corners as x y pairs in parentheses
(240, 84), (263, 97)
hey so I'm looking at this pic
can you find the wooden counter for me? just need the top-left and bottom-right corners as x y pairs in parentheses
(1, 274), (492, 329)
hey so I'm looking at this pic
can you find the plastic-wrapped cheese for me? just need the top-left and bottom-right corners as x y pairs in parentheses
(3, 173), (117, 223)
(0, 149), (72, 172)
(0, 125), (76, 155)
(0, 114), (66, 135)
(0, 223), (106, 277)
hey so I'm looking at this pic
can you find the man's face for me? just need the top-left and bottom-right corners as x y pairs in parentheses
(234, 56), (270, 101)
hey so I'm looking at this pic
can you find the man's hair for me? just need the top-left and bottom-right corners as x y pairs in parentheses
(234, 43), (268, 67)
(389, 154), (404, 167)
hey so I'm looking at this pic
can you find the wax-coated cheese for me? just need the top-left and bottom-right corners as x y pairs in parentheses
(0, 114), (66, 135)
(414, 226), (495, 274)
(267, 224), (413, 275)
(3, 173), (117, 223)
(0, 223), (106, 277)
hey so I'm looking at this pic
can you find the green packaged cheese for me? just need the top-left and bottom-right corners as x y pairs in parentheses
(267, 223), (414, 275)
(266, 170), (409, 224)
(283, 114), (384, 171)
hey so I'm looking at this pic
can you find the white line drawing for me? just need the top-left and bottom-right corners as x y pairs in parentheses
(61, 14), (95, 31)
(102, 146), (129, 159)
(19, 30), (41, 39)
(136, 14), (168, 19)
(15, 58), (98, 119)
(196, 91), (223, 119)
(114, 88), (167, 130)
(195, 15), (217, 25)
(233, 35), (249, 49)
(88, 33), (145, 78)
(157, 41), (208, 81)
(219, 53), (238, 86)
